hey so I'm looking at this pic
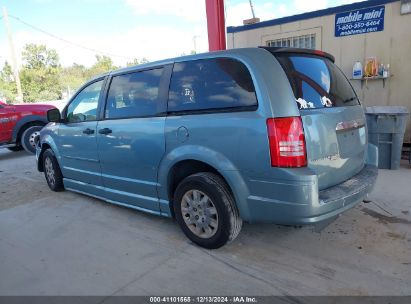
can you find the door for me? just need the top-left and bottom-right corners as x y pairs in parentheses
(0, 103), (16, 143)
(274, 53), (366, 190)
(96, 67), (170, 212)
(57, 79), (105, 186)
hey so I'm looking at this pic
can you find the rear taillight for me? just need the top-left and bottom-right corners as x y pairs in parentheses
(266, 117), (307, 168)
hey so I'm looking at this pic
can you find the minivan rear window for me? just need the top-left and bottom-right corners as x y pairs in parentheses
(168, 58), (257, 113)
(275, 54), (359, 110)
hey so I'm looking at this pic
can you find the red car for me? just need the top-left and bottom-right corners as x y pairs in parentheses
(0, 100), (56, 153)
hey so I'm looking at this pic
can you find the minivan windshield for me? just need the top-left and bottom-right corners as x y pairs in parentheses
(274, 53), (359, 110)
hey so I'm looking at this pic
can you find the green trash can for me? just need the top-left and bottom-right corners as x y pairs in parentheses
(365, 106), (409, 170)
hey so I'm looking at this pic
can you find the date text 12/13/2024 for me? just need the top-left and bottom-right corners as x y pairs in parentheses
(149, 297), (257, 303)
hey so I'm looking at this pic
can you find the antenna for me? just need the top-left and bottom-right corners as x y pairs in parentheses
(243, 0), (260, 25)
(249, 0), (256, 18)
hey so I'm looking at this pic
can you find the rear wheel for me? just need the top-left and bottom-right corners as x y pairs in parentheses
(43, 149), (64, 192)
(21, 125), (43, 154)
(173, 172), (242, 249)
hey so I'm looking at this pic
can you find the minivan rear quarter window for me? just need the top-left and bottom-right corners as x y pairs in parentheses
(275, 54), (359, 110)
(168, 58), (257, 113)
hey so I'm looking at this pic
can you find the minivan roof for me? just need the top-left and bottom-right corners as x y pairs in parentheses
(260, 47), (335, 63)
(90, 47), (335, 81)
(107, 48), (261, 77)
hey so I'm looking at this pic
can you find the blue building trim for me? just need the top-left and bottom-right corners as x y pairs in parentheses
(227, 0), (398, 33)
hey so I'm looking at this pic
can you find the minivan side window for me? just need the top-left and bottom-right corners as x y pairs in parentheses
(168, 58), (257, 113)
(66, 80), (104, 123)
(105, 68), (163, 119)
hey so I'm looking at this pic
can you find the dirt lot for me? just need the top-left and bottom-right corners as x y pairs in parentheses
(0, 149), (410, 296)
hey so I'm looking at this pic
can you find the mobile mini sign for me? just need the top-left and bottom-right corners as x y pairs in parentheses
(335, 5), (385, 37)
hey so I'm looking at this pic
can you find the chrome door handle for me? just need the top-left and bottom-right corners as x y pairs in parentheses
(99, 128), (112, 135)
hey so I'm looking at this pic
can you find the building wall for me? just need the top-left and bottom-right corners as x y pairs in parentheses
(227, 1), (411, 142)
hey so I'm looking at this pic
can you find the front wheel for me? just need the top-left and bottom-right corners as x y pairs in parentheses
(43, 149), (64, 192)
(174, 172), (242, 249)
(21, 125), (43, 154)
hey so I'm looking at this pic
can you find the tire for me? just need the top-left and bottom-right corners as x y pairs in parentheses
(21, 125), (43, 154)
(42, 149), (64, 192)
(173, 172), (242, 249)
(7, 146), (23, 152)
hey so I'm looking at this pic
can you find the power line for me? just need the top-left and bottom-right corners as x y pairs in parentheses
(8, 14), (133, 60)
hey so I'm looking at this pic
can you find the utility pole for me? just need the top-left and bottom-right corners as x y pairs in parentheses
(2, 7), (23, 102)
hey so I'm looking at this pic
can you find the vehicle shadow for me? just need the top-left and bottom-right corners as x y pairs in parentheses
(0, 150), (32, 161)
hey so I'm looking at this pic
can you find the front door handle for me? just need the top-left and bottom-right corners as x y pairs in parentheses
(83, 128), (95, 135)
(98, 128), (112, 135)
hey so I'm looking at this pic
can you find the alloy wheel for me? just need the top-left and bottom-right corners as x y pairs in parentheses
(181, 189), (219, 239)
(44, 157), (56, 187)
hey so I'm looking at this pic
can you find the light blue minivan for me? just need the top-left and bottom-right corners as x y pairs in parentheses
(37, 47), (378, 248)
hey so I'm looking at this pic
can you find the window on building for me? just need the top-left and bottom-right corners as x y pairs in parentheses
(267, 34), (316, 49)
(168, 58), (257, 113)
(105, 68), (163, 119)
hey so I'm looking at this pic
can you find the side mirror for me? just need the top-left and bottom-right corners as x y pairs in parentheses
(47, 108), (61, 122)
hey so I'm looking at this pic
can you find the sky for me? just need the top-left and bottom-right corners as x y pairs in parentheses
(0, 0), (364, 68)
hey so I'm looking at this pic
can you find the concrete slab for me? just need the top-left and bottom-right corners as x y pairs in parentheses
(0, 150), (410, 295)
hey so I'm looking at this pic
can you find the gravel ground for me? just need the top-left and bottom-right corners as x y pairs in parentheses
(0, 149), (410, 296)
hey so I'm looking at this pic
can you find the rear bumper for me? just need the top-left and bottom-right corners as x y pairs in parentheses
(245, 164), (378, 224)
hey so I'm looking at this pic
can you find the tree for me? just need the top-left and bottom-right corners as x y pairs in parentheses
(60, 63), (88, 95)
(1, 45), (152, 103)
(140, 58), (149, 64)
(19, 44), (62, 102)
(0, 61), (17, 103)
(87, 55), (117, 78)
(22, 44), (59, 70)
(1, 61), (14, 82)
(126, 57), (150, 67)
(126, 58), (140, 67)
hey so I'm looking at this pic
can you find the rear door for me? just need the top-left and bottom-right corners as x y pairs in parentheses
(275, 53), (366, 190)
(96, 66), (171, 212)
